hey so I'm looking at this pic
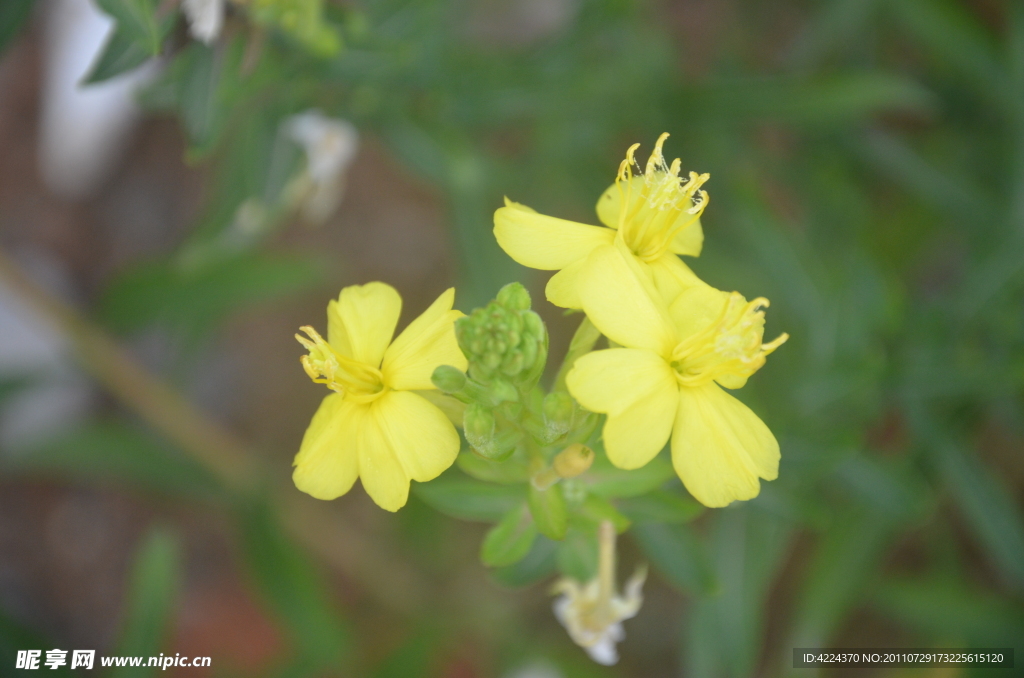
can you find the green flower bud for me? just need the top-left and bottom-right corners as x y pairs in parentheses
(456, 283), (548, 387)
(543, 391), (575, 437)
(496, 282), (531, 311)
(464, 403), (496, 443)
(464, 403), (519, 461)
(431, 365), (467, 393)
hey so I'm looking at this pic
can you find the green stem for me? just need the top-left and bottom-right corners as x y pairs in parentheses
(553, 316), (601, 392)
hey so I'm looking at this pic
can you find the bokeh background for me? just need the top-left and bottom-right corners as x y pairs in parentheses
(1, 0), (1023, 676)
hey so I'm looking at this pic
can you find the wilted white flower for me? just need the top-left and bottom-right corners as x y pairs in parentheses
(182, 0), (225, 44)
(552, 521), (646, 665)
(284, 111), (359, 223)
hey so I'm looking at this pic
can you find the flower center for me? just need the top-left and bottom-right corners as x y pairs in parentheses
(670, 293), (789, 387)
(615, 133), (709, 263)
(295, 326), (386, 402)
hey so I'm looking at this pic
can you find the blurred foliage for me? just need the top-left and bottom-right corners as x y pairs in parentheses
(1, 0), (1023, 676)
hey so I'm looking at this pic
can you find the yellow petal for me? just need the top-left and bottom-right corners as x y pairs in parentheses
(292, 393), (361, 500)
(567, 348), (678, 469)
(666, 282), (731, 339)
(577, 240), (677, 357)
(594, 176), (642, 229)
(545, 257), (587, 309)
(648, 253), (706, 303)
(357, 403), (410, 512)
(373, 390), (460, 482)
(383, 288), (467, 391)
(494, 198), (613, 270)
(332, 282), (401, 367)
(671, 384), (779, 508)
(670, 218), (703, 257)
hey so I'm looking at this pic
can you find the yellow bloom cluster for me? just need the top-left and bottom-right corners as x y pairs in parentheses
(496, 134), (788, 507)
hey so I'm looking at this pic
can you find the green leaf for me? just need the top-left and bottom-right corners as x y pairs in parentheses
(632, 522), (717, 595)
(0, 0), (34, 58)
(575, 493), (631, 533)
(481, 504), (537, 567)
(616, 488), (704, 524)
(934, 439), (1024, 592)
(3, 422), (224, 500)
(413, 471), (525, 522)
(889, 0), (1007, 108)
(528, 482), (568, 540)
(788, 509), (891, 649)
(491, 535), (558, 587)
(584, 452), (674, 498)
(84, 24), (154, 84)
(679, 73), (935, 127)
(239, 499), (350, 669)
(98, 252), (323, 338)
(556, 528), (598, 581)
(872, 575), (1024, 649)
(95, 0), (165, 55)
(172, 43), (227, 154)
(111, 528), (180, 678)
(456, 450), (531, 484)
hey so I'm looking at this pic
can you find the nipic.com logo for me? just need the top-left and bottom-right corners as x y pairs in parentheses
(15, 650), (212, 670)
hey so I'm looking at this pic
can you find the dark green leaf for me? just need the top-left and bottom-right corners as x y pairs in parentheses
(0, 0), (34, 58)
(528, 482), (568, 541)
(632, 522), (717, 595)
(491, 535), (558, 588)
(616, 489), (704, 524)
(788, 510), (891, 649)
(556, 528), (597, 581)
(584, 452), (674, 498)
(84, 24), (153, 84)
(95, 0), (165, 54)
(935, 440), (1024, 592)
(111, 528), (180, 678)
(413, 471), (525, 522)
(456, 450), (531, 484)
(239, 499), (350, 669)
(480, 504), (537, 567)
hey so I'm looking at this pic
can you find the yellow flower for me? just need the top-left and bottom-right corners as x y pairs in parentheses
(565, 241), (788, 507)
(493, 133), (707, 308)
(293, 283), (467, 511)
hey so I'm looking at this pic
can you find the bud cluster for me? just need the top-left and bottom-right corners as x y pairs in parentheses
(456, 283), (547, 388)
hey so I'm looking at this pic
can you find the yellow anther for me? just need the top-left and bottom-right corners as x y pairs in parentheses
(295, 325), (385, 399)
(671, 293), (788, 387)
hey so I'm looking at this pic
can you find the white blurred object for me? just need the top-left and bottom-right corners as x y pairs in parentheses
(502, 661), (564, 678)
(0, 252), (93, 450)
(284, 111), (359, 224)
(552, 522), (646, 665)
(39, 0), (157, 199)
(183, 0), (225, 44)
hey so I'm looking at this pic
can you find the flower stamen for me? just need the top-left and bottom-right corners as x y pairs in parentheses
(671, 293), (789, 387)
(296, 326), (385, 400)
(613, 133), (710, 262)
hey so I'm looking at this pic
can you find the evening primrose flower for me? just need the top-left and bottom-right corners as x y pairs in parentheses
(294, 283), (466, 511)
(553, 522), (646, 665)
(494, 133), (707, 308)
(565, 241), (788, 507)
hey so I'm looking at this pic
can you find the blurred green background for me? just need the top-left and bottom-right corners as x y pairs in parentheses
(0, 0), (1022, 676)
